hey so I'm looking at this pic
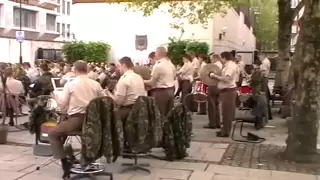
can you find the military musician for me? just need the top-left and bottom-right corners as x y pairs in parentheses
(176, 54), (194, 105)
(203, 54), (223, 129)
(145, 47), (176, 116)
(259, 53), (272, 119)
(197, 54), (208, 115)
(209, 52), (238, 137)
(104, 57), (146, 149)
(104, 56), (146, 121)
(48, 60), (105, 179)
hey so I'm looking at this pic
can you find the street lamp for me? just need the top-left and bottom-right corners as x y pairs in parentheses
(19, 0), (23, 64)
(15, 0), (26, 64)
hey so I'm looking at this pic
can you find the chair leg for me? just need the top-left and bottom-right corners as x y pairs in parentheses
(231, 121), (238, 141)
(240, 121), (246, 138)
(36, 156), (57, 170)
(121, 153), (150, 174)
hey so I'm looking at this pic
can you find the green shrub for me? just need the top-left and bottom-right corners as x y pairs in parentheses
(62, 41), (110, 63)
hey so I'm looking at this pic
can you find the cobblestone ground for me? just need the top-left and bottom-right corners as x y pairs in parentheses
(2, 108), (320, 180)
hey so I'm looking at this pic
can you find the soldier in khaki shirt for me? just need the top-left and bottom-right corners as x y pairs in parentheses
(49, 61), (105, 179)
(260, 53), (272, 119)
(176, 54), (194, 106)
(190, 52), (201, 78)
(105, 57), (146, 148)
(209, 52), (238, 137)
(145, 47), (176, 116)
(204, 54), (223, 129)
(197, 54), (209, 115)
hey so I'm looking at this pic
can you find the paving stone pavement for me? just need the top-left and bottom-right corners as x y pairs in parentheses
(2, 107), (320, 179)
(0, 144), (318, 180)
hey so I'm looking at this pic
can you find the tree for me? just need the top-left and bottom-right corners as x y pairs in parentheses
(125, 0), (248, 27)
(284, 0), (320, 162)
(252, 0), (278, 50)
(274, 0), (304, 93)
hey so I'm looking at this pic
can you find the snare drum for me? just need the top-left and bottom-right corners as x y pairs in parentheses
(192, 81), (208, 103)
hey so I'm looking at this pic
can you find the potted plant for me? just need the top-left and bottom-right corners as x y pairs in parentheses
(0, 70), (9, 144)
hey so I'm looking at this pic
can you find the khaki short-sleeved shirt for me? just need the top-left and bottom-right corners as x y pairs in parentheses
(260, 58), (271, 77)
(114, 70), (146, 106)
(87, 71), (99, 80)
(178, 62), (194, 80)
(151, 58), (176, 89)
(214, 61), (223, 70)
(192, 58), (201, 71)
(218, 61), (237, 90)
(63, 75), (104, 115)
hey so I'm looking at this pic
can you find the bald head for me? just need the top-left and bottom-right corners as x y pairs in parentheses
(155, 46), (167, 60)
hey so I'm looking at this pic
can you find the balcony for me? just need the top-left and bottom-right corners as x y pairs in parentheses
(38, 30), (60, 40)
(39, 0), (60, 10)
(6, 27), (40, 40)
(24, 0), (41, 6)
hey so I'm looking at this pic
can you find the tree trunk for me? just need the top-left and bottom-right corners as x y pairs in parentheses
(284, 0), (320, 163)
(274, 0), (293, 92)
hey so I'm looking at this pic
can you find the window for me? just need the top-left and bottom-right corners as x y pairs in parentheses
(46, 14), (56, 31)
(13, 8), (37, 29)
(67, 2), (70, 15)
(56, 22), (60, 33)
(62, 0), (65, 15)
(66, 24), (70, 38)
(57, 0), (60, 13)
(62, 23), (65, 37)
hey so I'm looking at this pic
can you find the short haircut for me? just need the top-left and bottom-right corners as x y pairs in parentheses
(109, 63), (116, 67)
(119, 56), (134, 68)
(73, 60), (88, 73)
(157, 47), (167, 56)
(59, 62), (65, 68)
(220, 51), (232, 60)
(212, 54), (221, 60)
(40, 63), (49, 72)
(148, 52), (155, 59)
(183, 54), (192, 61)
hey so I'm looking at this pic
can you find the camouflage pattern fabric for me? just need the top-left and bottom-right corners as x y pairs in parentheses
(162, 103), (192, 161)
(30, 72), (54, 98)
(28, 95), (54, 134)
(250, 69), (263, 96)
(125, 96), (163, 153)
(81, 97), (122, 166)
(251, 94), (268, 120)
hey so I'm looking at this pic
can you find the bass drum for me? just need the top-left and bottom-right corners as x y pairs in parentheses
(192, 81), (208, 103)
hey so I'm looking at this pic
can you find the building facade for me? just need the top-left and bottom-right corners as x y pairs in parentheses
(291, 0), (303, 51)
(71, 1), (256, 64)
(0, 0), (72, 64)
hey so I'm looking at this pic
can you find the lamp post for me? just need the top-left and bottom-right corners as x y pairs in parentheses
(19, 0), (22, 64)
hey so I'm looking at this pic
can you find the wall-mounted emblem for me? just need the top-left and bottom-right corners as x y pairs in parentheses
(135, 35), (148, 51)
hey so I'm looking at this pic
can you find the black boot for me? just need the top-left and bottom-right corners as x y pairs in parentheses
(61, 158), (72, 180)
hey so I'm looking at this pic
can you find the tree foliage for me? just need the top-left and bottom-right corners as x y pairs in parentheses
(124, 0), (248, 27)
(62, 41), (110, 63)
(252, 0), (278, 50)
